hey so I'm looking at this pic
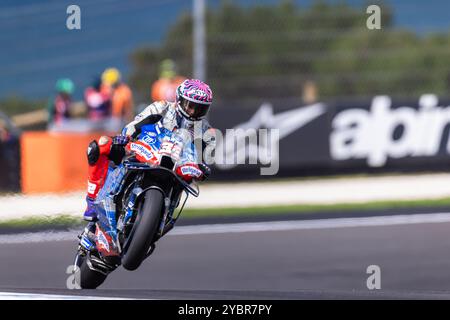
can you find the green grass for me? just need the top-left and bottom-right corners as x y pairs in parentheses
(0, 215), (83, 231)
(2, 197), (450, 231)
(180, 197), (450, 218)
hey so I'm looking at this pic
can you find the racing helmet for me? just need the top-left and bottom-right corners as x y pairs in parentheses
(176, 79), (213, 121)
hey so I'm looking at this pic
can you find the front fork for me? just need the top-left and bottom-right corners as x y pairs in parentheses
(117, 186), (143, 231)
(118, 184), (180, 238)
(157, 190), (185, 239)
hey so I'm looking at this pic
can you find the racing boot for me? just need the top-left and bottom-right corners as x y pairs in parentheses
(78, 221), (97, 252)
(83, 195), (97, 222)
(79, 196), (98, 251)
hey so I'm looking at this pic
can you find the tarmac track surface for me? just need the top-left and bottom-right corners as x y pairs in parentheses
(1, 211), (450, 299)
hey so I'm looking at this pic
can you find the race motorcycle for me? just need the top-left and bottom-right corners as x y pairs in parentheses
(72, 122), (203, 289)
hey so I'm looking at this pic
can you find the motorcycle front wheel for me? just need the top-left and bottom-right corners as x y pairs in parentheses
(121, 188), (163, 271)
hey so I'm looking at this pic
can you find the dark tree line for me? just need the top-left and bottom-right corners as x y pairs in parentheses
(129, 0), (450, 106)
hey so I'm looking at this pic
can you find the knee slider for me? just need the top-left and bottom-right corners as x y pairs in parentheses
(87, 140), (100, 165)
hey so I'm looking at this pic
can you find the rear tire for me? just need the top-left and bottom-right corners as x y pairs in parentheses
(75, 254), (108, 289)
(121, 189), (163, 271)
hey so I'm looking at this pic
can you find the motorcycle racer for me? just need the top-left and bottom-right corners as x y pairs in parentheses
(83, 78), (216, 222)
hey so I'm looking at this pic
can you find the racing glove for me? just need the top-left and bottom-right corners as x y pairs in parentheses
(198, 163), (211, 181)
(112, 135), (130, 146)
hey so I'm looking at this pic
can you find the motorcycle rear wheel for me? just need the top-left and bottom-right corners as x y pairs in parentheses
(74, 253), (108, 289)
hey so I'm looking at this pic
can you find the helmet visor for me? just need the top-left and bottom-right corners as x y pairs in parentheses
(180, 98), (210, 120)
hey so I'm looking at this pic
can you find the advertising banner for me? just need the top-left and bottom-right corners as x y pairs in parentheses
(209, 94), (450, 179)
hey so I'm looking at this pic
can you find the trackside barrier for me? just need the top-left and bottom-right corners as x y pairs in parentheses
(20, 132), (106, 194)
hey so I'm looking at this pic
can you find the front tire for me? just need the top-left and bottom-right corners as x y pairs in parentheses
(121, 189), (163, 271)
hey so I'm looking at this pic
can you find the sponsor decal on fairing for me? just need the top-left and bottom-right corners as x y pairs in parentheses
(129, 142), (154, 161)
(180, 164), (203, 178)
(141, 132), (157, 145)
(96, 229), (110, 253)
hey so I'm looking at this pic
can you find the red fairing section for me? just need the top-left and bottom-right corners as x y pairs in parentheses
(176, 163), (203, 182)
(95, 227), (119, 257)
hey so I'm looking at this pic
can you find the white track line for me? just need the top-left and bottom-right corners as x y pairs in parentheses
(1, 212), (450, 244)
(0, 292), (129, 300)
(171, 212), (450, 235)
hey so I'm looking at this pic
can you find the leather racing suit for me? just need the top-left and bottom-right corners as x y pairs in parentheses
(85, 100), (216, 204)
